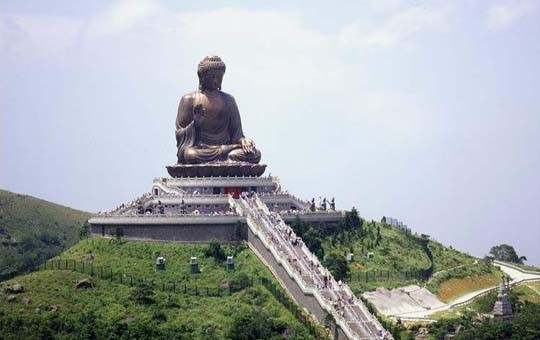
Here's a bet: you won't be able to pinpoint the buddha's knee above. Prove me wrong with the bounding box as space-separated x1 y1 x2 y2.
183 147 199 164
249 148 261 161
228 147 261 163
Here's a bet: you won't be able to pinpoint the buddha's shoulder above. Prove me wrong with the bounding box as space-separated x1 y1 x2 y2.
219 91 237 102
180 91 199 102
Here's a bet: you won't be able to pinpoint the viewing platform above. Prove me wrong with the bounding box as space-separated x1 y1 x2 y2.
89 175 344 243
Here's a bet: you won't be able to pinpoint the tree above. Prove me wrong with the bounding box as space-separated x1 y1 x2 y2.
205 239 226 262
343 207 362 232
79 222 90 240
290 216 308 236
302 228 325 259
324 252 350 281
374 225 381 247
489 244 526 264
229 307 278 340
113 227 124 242
130 283 154 304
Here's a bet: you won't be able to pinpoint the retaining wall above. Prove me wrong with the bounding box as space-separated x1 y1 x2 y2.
91 223 247 243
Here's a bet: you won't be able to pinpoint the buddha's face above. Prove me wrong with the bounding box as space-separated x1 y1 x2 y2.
200 71 224 91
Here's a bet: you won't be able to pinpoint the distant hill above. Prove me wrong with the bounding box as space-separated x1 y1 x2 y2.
0 189 91 280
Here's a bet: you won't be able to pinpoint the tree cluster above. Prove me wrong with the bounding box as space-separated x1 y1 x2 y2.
489 244 527 264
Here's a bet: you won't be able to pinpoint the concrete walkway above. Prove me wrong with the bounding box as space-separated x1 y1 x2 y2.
370 261 540 320
494 261 540 284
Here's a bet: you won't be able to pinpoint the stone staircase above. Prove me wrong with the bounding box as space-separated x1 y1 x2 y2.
235 194 390 340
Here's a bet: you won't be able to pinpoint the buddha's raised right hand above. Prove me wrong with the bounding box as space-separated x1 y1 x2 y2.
193 104 205 127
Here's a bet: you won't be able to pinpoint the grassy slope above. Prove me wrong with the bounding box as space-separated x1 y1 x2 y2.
344 224 432 272
57 239 269 286
435 271 502 302
428 240 475 272
321 221 478 293
0 189 91 278
0 239 320 340
515 283 540 304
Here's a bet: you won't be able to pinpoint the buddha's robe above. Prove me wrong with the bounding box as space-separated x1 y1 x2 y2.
175 90 261 164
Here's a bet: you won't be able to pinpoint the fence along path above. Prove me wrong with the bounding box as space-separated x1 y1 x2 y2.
236 194 391 340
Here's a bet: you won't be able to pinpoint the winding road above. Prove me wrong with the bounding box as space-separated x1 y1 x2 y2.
388 261 540 320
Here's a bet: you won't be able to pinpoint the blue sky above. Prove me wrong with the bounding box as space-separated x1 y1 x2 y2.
1 0 539 264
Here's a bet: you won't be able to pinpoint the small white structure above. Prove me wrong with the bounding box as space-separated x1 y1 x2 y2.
227 256 234 271
155 256 166 270
190 256 199 273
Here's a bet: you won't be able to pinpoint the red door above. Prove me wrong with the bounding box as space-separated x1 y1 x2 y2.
224 187 242 198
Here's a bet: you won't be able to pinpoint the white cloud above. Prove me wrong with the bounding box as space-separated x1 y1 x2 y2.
82 0 163 37
364 0 404 14
0 3 437 150
339 3 453 48
0 14 81 59
487 0 539 31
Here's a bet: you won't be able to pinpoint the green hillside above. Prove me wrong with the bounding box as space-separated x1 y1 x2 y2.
0 238 324 340
291 213 481 293
0 189 91 280
428 239 476 272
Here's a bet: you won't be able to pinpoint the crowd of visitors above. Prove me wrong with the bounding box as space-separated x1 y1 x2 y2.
99 192 153 215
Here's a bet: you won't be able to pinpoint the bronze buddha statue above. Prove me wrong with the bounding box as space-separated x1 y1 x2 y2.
175 56 261 164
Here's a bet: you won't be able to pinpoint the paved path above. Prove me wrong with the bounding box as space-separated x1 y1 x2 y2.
381 262 540 320
495 261 540 284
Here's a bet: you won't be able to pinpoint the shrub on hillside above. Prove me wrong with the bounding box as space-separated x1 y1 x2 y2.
130 283 154 305
323 252 350 281
302 228 325 259
228 307 289 340
205 239 226 262
229 272 251 290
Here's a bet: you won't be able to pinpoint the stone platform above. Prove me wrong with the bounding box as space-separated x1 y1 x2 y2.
166 162 266 178
89 174 344 241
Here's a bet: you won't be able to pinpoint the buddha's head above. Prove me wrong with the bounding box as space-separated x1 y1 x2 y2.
198 55 226 91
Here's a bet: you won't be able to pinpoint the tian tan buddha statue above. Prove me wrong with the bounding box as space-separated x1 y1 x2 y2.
175 56 261 164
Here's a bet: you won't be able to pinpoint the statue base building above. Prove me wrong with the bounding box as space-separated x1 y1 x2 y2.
89 170 343 243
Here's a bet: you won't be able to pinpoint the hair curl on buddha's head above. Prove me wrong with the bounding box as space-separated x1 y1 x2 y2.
197 56 226 78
